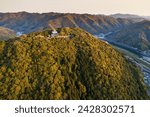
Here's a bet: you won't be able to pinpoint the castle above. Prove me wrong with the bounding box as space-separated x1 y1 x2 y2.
51 30 58 37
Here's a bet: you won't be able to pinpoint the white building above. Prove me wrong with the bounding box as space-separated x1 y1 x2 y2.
51 30 58 37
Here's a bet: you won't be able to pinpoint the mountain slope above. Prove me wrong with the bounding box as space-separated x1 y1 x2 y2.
0 27 16 40
0 12 132 34
107 21 150 51
111 13 148 22
0 28 148 100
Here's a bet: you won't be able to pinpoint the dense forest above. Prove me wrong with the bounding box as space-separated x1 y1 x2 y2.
0 28 149 99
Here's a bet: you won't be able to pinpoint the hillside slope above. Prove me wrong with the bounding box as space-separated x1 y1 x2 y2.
0 27 16 40
107 20 150 51
0 28 148 99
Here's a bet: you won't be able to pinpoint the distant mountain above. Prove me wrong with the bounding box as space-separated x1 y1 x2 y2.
107 20 150 51
143 16 150 21
111 13 149 22
0 27 16 40
0 12 132 34
0 27 148 99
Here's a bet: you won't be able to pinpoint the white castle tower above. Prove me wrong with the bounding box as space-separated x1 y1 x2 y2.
48 23 58 37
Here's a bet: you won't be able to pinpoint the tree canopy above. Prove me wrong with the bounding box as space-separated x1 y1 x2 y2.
0 28 149 99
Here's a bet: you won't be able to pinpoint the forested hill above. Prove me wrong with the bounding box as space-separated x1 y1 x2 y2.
0 28 148 99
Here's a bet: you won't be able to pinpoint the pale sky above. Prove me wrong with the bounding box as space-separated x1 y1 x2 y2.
0 0 150 16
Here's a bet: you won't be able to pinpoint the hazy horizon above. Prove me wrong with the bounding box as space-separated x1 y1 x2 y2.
0 0 150 16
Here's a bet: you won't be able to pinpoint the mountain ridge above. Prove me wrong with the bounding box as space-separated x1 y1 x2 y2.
111 13 150 22
0 12 133 34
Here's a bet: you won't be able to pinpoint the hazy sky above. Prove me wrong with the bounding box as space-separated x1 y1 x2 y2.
0 0 150 16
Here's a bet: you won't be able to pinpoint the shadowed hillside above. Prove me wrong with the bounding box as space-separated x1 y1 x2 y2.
107 20 150 51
